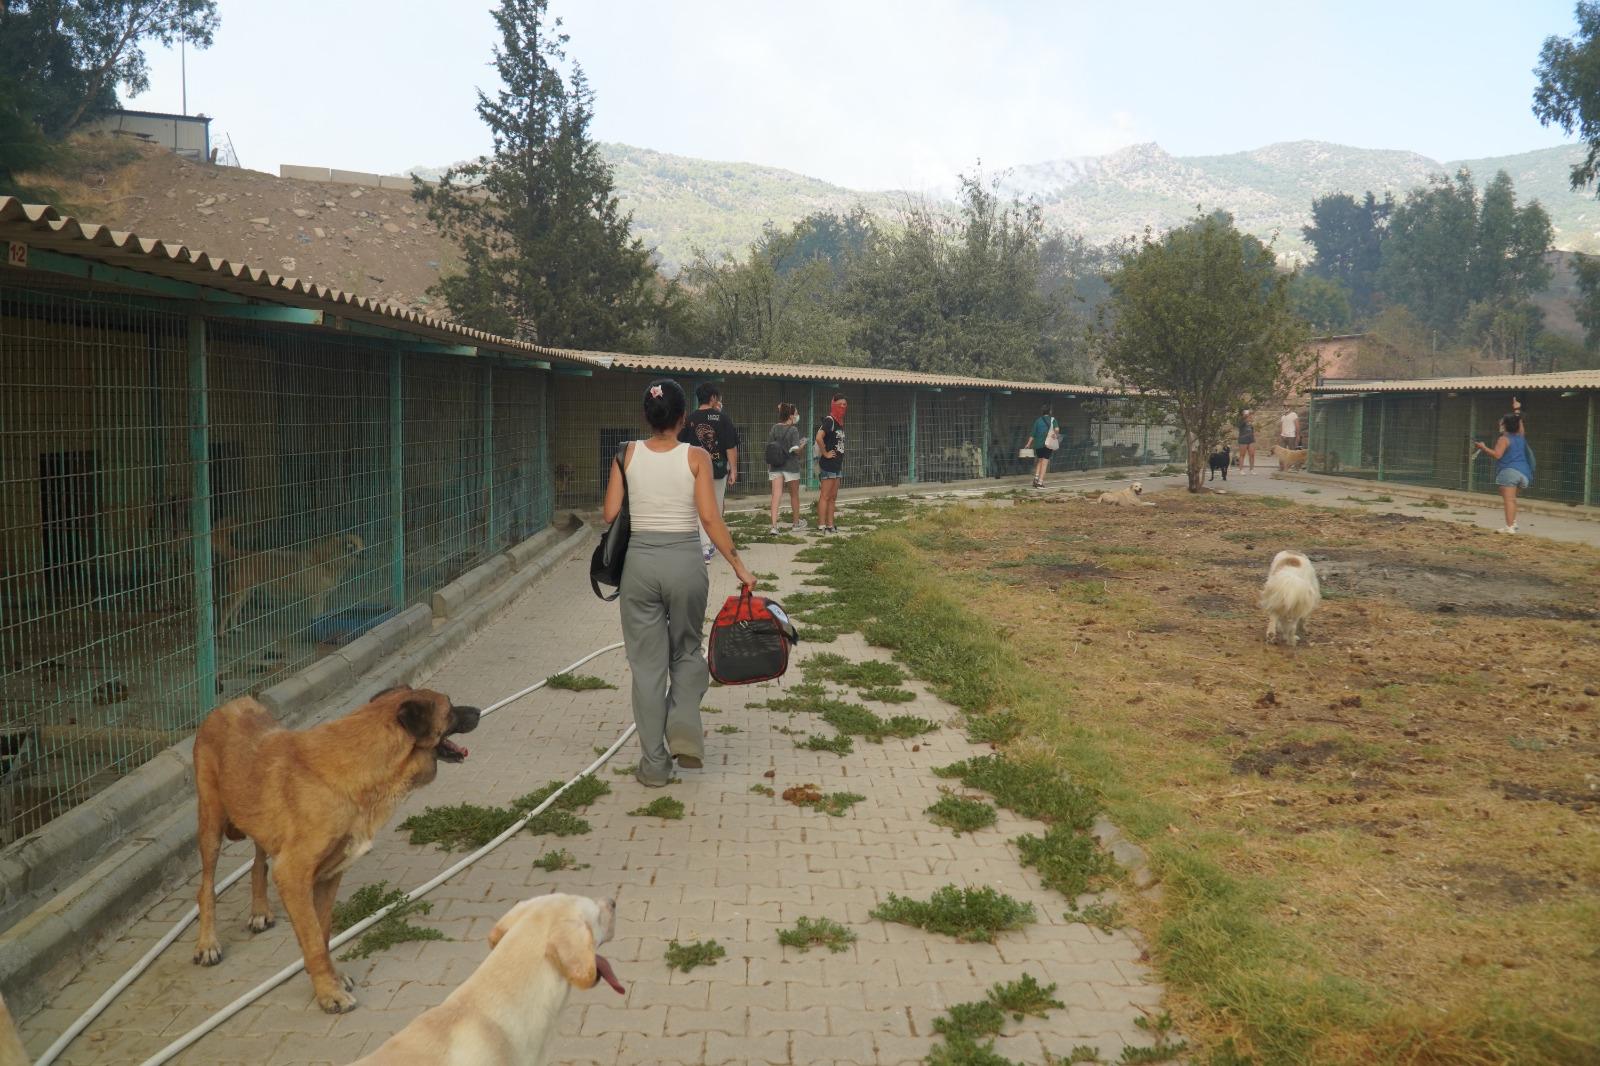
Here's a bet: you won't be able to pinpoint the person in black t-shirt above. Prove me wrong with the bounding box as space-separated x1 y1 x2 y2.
679 382 741 562
814 392 847 533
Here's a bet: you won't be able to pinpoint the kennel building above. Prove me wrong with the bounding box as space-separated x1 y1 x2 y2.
0 197 1171 845
1307 371 1600 507
537 352 1172 510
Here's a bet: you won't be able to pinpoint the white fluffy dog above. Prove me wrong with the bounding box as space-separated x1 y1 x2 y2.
1098 481 1154 507
1260 551 1321 646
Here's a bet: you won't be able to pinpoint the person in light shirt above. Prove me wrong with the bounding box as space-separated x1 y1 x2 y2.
1279 408 1300 450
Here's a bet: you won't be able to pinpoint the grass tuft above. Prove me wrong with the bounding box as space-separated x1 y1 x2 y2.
965 710 1024 745
935 755 1097 830
664 938 725 972
782 784 866 817
870 885 1036 942
531 848 588 872
988 973 1065 1019
400 803 520 852
546 672 616 691
331 881 446 960
750 783 776 796
512 774 610 814
777 915 858 954
1064 900 1123 932
716 724 742 734
928 972 1063 1065
926 794 998 835
628 796 685 819
797 733 854 756
821 702 937 742
861 685 918 703
1014 825 1116 898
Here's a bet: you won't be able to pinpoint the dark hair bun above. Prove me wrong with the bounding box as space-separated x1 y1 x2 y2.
643 379 688 432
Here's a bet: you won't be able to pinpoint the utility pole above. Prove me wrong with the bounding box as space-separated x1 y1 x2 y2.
180 35 187 115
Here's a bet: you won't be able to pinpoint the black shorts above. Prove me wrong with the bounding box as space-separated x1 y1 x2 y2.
1034 447 1054 459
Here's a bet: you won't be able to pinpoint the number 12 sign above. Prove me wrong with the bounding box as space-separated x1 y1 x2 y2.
5 242 26 268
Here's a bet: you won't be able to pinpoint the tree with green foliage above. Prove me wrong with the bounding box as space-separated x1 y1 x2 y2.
678 212 868 364
1288 272 1354 334
1098 213 1310 493
416 0 662 349
1301 190 1391 318
1376 169 1551 345
1534 1 1600 194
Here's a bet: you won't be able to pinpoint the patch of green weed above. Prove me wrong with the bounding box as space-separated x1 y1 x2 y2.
716 724 742 734
628 796 685 819
821 703 937 742
546 672 616 691
965 710 1024 745
1014 825 1115 898
532 848 588 872
926 794 998 835
935 755 1097 830
400 803 520 852
870 885 1036 942
777 915 858 954
750 784 775 797
861 685 918 703
798 733 854 756
664 939 725 972
331 881 446 960
512 774 610 814
1065 900 1123 932
523 810 592 836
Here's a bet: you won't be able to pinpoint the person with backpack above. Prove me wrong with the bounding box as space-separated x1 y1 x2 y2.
1030 403 1061 488
814 393 847 534
678 382 742 563
765 402 806 535
603 380 756 787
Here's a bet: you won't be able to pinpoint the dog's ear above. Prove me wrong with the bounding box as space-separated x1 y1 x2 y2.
371 683 411 703
488 899 536 950
397 698 436 740
546 918 598 988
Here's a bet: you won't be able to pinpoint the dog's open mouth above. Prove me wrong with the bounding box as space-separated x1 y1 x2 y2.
437 737 469 763
595 953 625 994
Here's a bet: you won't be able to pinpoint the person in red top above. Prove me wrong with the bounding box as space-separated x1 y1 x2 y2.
815 393 847 533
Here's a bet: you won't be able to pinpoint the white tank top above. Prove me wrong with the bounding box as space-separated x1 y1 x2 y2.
625 441 699 533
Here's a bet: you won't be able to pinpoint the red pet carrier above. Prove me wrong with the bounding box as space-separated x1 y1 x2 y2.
708 589 800 685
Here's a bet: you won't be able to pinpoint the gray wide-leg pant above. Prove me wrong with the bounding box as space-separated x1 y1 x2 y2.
619 531 710 785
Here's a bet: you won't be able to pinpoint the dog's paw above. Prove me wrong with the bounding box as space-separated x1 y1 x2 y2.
248 914 275 934
317 986 358 1014
193 943 222 966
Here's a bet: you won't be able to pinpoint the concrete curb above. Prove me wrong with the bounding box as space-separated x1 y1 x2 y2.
1275 470 1600 522
0 518 590 1018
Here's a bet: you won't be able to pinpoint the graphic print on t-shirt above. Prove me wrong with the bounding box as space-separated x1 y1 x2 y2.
819 416 845 473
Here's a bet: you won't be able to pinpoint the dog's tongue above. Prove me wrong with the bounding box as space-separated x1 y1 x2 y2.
440 738 468 759
594 953 625 994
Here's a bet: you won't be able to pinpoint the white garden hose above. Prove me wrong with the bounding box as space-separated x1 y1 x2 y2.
37 641 630 1066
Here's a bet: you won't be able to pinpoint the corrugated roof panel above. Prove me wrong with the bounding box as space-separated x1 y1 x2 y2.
1311 370 1600 395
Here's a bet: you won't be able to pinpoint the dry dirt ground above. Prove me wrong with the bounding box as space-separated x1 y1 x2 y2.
914 487 1600 1053
32 139 458 313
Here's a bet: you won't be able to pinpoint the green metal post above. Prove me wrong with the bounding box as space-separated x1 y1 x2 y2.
482 365 495 550
806 384 817 490
908 390 918 483
1467 396 1478 494
981 394 992 478
1306 394 1317 469
389 352 406 608
1585 393 1595 507
1376 398 1387 482
187 315 216 711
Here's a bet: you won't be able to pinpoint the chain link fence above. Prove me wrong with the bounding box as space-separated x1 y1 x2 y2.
1309 391 1598 506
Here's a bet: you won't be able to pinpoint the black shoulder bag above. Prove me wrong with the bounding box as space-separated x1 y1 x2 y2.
589 442 631 601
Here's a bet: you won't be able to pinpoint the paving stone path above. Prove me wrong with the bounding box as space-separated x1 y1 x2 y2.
20 531 1167 1065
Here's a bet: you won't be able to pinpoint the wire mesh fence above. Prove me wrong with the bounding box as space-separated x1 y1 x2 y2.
1309 392 1598 505
0 284 557 842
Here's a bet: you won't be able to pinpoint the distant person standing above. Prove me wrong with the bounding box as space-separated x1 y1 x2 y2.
766 402 806 535
679 383 741 563
815 393 847 534
1279 408 1299 450
1237 409 1258 472
1475 412 1533 534
1030 403 1061 488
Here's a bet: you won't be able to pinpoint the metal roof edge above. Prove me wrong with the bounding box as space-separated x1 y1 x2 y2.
1310 370 1600 395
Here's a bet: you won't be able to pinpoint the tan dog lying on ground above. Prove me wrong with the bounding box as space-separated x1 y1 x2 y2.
212 519 366 633
193 686 481 1013
1098 481 1154 507
349 894 624 1066
1274 446 1308 471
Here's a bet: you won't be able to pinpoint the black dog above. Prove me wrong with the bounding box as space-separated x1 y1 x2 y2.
1208 446 1231 481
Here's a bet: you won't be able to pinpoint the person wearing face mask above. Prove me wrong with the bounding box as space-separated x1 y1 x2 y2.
814 393 847 534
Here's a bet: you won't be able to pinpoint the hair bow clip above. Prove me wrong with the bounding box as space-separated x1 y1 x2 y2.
649 385 664 398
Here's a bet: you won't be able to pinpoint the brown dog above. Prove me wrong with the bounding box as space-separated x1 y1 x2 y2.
192 686 481 1013
349 894 624 1066
212 520 366 633
1274 446 1308 471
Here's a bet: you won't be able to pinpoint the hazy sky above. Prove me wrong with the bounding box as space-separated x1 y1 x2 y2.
128 0 1583 192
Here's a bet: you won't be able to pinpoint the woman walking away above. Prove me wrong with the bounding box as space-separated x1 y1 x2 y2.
767 402 806 534
815 393 847 533
1030 403 1060 488
1237 409 1257 473
1475 412 1533 534
604 380 757 787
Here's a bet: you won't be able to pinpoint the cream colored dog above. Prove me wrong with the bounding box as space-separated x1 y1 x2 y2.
1273 446 1308 471
1261 551 1321 646
1098 481 1154 507
349 894 623 1066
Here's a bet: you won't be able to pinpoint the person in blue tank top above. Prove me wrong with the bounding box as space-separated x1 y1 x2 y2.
1474 413 1532 534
